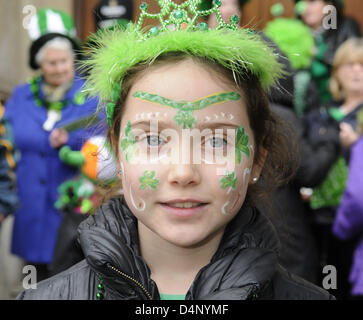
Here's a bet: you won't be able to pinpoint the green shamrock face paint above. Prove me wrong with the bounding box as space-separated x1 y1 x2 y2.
133 91 241 129
121 121 137 162
220 171 238 193
235 126 250 164
139 170 160 190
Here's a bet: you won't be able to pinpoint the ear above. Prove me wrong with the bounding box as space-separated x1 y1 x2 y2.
249 147 267 184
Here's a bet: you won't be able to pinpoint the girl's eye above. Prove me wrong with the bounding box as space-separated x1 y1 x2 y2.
207 137 227 148
147 135 165 147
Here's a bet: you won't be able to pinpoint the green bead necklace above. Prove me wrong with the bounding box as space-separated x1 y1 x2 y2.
28 76 86 111
96 275 104 300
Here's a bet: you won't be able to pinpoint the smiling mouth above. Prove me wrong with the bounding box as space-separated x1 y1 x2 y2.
158 200 209 214
163 202 205 208
159 201 209 219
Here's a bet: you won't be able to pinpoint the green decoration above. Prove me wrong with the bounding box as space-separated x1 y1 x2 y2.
73 91 86 105
80 198 93 214
133 91 240 129
294 1 307 16
264 18 314 70
96 276 104 300
220 171 237 190
328 108 346 122
82 0 284 126
235 126 250 164
139 170 160 190
136 0 239 36
293 70 311 116
121 121 137 162
59 145 86 167
270 3 285 17
27 76 85 111
310 157 348 210
54 177 94 211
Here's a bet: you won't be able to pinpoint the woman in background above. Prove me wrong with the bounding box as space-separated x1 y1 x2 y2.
4 8 100 281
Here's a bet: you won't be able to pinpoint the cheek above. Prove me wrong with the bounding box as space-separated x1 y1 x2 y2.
121 160 164 211
337 69 352 87
206 156 252 215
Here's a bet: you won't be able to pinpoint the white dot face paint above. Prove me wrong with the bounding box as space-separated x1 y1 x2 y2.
117 59 257 248
129 184 146 211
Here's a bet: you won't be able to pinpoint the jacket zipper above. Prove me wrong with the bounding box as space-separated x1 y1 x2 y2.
107 264 153 300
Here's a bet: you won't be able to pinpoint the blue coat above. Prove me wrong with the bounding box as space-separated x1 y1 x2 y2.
5 76 100 263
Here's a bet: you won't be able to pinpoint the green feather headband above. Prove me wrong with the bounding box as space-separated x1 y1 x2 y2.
82 0 283 126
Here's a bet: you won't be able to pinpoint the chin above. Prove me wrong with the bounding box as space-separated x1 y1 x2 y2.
158 226 223 249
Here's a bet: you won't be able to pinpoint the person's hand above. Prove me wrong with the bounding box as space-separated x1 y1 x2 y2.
49 128 69 149
339 122 359 148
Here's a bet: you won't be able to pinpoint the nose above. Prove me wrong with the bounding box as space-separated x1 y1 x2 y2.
167 163 201 187
54 61 66 74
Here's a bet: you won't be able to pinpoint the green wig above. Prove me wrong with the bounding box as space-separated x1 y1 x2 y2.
82 0 283 126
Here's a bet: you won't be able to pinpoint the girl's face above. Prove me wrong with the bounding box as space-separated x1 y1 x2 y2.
301 0 327 30
337 59 363 96
117 59 263 248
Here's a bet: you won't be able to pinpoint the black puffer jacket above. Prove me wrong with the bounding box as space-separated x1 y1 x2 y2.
17 198 334 300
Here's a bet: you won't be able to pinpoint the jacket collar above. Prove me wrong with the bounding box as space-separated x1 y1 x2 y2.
78 197 280 300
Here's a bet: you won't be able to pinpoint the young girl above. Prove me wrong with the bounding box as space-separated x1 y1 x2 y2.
17 0 333 300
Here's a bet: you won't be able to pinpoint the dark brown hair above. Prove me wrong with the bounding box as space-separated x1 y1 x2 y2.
107 52 298 207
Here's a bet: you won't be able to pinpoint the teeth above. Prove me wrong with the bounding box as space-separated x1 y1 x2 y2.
169 202 200 208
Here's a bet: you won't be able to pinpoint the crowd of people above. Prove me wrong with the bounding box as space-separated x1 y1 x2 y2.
0 0 363 300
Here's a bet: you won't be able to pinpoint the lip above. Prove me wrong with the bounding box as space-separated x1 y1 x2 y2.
158 198 209 218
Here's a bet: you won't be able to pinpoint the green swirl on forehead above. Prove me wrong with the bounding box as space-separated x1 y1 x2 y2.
133 91 240 129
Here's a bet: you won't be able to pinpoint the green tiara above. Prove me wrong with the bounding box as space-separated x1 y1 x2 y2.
82 0 283 126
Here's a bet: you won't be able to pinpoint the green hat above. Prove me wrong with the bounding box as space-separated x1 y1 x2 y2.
27 8 81 69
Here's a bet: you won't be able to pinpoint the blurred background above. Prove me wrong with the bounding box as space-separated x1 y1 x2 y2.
1 0 363 102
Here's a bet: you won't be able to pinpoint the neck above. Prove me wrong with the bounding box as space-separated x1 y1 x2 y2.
341 93 363 113
138 222 224 295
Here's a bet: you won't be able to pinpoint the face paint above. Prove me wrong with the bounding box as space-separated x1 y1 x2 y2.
243 167 251 182
129 184 146 211
219 171 237 194
235 125 250 164
139 170 160 190
121 121 137 163
135 112 164 120
133 91 241 129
